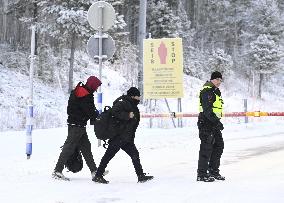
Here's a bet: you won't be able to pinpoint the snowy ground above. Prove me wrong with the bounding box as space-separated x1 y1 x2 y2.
1 120 284 203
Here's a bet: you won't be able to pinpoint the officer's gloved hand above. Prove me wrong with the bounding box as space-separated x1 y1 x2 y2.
197 119 204 128
215 121 224 131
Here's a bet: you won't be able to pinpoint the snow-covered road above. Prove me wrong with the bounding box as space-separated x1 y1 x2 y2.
0 120 284 203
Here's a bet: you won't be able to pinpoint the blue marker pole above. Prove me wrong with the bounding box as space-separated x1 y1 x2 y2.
97 92 103 146
97 91 102 147
26 25 36 159
26 105 33 159
97 92 103 114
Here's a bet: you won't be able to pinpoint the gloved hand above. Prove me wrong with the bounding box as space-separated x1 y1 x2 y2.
197 119 204 129
215 121 224 131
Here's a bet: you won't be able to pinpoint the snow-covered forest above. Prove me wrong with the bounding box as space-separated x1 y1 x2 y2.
0 2 284 202
0 0 284 131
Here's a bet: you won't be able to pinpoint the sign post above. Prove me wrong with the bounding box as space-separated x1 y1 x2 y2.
87 1 116 146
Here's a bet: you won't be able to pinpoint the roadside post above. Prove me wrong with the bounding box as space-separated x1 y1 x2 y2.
26 26 36 159
87 1 116 146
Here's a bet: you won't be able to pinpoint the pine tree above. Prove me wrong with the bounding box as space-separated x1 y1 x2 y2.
123 0 140 44
249 34 282 98
37 0 126 92
208 48 233 76
147 0 182 38
185 48 211 79
177 1 195 76
37 0 91 92
242 0 284 98
2 0 38 50
242 0 284 44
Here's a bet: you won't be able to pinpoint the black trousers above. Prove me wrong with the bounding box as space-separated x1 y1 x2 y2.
96 137 143 177
197 127 224 175
55 125 97 173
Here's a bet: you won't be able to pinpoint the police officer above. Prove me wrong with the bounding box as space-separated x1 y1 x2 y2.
197 71 225 182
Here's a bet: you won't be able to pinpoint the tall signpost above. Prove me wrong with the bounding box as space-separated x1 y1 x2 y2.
87 1 116 146
138 0 147 101
26 26 36 159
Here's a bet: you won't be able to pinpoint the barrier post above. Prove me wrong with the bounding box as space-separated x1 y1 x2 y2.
244 99 248 123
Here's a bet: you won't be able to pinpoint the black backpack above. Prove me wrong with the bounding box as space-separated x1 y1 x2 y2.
94 106 119 147
65 147 83 173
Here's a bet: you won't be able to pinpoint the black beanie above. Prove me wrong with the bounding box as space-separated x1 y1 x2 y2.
127 87 141 97
210 71 222 80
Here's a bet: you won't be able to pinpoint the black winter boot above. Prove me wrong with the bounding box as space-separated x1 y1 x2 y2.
92 176 109 184
52 171 70 181
138 173 154 183
197 174 215 182
91 169 109 179
209 170 225 180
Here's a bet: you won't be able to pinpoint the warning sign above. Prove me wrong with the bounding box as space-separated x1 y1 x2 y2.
143 38 184 99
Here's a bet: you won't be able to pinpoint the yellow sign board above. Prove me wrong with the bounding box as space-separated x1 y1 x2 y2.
143 38 183 99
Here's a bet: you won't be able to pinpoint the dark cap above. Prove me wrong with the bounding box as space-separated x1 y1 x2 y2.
210 71 222 80
127 87 141 97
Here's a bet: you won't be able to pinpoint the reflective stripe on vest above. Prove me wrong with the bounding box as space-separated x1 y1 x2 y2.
199 86 224 118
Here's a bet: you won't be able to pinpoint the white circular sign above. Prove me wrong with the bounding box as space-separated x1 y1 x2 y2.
87 1 116 32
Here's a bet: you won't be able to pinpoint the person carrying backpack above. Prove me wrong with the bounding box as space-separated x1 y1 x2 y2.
93 87 153 184
52 76 102 181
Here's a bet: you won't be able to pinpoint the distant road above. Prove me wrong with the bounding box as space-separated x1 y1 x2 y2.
224 131 284 165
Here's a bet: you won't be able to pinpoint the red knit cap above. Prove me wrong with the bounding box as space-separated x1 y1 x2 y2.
86 76 101 91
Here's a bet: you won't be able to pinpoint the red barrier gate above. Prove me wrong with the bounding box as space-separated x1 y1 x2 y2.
141 112 284 118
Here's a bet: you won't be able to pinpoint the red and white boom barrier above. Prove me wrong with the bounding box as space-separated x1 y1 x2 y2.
141 112 284 118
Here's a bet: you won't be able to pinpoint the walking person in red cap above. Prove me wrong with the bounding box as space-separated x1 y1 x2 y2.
52 76 103 181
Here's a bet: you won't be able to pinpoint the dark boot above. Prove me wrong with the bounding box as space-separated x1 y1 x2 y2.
92 175 109 184
91 169 109 179
52 171 70 181
209 170 225 180
197 173 215 182
138 173 154 183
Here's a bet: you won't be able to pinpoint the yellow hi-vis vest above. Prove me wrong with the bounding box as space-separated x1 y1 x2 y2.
199 85 224 118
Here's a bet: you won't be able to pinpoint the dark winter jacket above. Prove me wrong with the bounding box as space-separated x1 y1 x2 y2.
198 81 223 130
67 82 99 127
111 95 140 142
